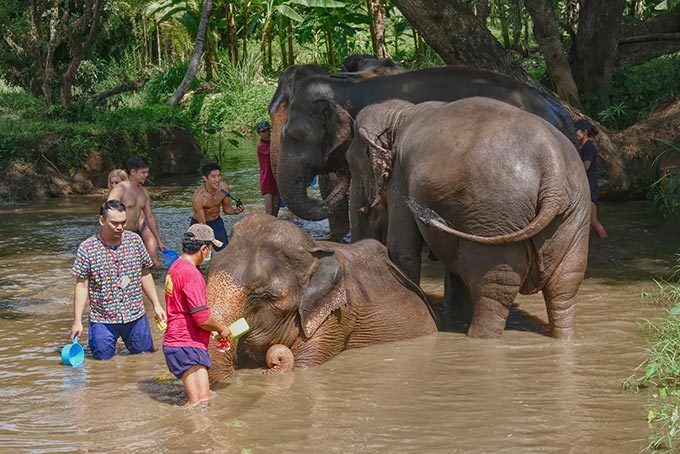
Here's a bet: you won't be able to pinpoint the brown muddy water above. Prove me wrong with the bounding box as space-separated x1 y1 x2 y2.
0 157 678 453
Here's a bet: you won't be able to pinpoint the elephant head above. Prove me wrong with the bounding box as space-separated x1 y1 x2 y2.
269 64 329 176
206 213 350 382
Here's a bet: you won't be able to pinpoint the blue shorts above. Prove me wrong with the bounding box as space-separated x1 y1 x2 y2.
190 217 228 251
88 314 154 360
163 346 212 379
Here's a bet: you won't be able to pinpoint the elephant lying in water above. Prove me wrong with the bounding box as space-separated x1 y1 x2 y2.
347 98 591 338
205 213 437 383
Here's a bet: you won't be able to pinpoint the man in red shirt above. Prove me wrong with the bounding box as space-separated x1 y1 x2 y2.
163 223 231 407
256 121 281 217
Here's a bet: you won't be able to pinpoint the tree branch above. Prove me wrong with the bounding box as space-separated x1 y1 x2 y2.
92 78 149 105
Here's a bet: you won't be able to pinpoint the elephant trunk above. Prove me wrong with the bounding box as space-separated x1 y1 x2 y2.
206 271 248 384
263 344 295 374
277 150 349 221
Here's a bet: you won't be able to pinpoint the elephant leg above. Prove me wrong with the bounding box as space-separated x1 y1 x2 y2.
444 272 474 322
466 266 522 338
541 241 588 339
386 198 423 284
263 344 295 374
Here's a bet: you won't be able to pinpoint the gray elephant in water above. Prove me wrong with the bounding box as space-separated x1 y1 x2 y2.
205 213 437 383
346 97 591 338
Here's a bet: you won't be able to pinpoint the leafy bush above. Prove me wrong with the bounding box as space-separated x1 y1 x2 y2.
647 139 680 219
625 264 680 452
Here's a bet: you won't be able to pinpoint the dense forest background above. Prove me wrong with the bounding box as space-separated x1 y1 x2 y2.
1 0 679 210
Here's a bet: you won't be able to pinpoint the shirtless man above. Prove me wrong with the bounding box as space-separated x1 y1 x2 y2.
108 155 166 266
191 162 245 250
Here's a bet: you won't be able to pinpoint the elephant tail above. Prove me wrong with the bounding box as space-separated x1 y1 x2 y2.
406 195 564 245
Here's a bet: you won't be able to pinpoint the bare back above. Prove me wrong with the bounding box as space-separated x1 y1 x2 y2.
108 181 149 231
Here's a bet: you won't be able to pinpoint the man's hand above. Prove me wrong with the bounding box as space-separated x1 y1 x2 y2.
217 325 232 342
158 240 168 251
232 204 245 215
153 302 167 324
70 321 83 342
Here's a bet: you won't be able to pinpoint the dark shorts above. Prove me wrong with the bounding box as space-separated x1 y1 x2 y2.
190 216 228 251
88 314 154 360
163 346 212 379
590 188 599 205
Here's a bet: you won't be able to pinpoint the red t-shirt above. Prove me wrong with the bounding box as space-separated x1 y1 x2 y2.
163 258 212 349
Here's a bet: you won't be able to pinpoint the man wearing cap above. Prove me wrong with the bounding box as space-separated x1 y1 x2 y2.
163 223 232 407
191 162 245 250
255 121 281 217
70 200 167 360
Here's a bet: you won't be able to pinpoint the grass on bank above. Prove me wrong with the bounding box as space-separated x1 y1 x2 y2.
624 260 680 452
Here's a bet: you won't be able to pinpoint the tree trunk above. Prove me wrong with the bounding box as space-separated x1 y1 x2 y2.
616 11 680 70
524 0 582 109
287 19 294 65
570 0 626 100
168 0 213 106
391 0 539 88
205 45 213 81
226 3 239 64
325 24 335 67
368 0 390 58
496 0 511 48
60 0 104 107
475 0 490 25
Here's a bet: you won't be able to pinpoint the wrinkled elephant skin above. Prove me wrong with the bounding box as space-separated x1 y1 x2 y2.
347 98 590 339
206 213 437 383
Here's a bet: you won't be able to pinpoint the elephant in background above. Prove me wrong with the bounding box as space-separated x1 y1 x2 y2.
205 213 438 383
270 65 577 232
346 98 590 338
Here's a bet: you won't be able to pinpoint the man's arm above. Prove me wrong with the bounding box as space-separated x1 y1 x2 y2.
192 190 207 223
583 160 592 171
141 189 167 250
70 278 89 341
220 183 245 215
141 269 166 322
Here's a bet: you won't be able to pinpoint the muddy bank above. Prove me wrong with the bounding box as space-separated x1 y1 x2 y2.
0 127 202 203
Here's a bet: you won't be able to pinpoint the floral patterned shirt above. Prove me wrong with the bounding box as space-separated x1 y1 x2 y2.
72 230 153 323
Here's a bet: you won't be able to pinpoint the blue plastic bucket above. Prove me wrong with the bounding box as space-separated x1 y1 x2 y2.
61 335 84 367
162 248 179 268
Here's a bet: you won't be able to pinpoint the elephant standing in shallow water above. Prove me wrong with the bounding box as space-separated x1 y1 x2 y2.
205 213 437 383
346 98 590 338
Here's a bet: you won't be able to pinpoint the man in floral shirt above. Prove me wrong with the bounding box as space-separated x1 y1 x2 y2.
70 200 167 360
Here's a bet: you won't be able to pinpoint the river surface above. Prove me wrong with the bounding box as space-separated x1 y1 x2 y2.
0 139 678 453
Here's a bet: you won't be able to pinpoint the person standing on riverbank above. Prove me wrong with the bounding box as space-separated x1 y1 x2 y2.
108 156 167 266
70 199 167 360
255 121 280 217
575 119 608 239
190 162 245 250
163 223 232 407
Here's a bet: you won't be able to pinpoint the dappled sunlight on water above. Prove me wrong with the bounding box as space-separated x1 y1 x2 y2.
0 138 678 452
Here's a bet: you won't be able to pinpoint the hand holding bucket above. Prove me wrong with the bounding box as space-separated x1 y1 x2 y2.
61 335 85 367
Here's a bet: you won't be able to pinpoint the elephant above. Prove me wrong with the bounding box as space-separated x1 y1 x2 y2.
268 60 407 240
339 54 406 78
269 65 577 239
346 97 590 339
205 213 438 383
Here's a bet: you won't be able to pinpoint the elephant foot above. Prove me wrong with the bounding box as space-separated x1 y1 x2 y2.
263 344 295 374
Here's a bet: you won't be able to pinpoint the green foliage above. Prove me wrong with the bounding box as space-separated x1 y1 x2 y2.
625 259 680 452
591 52 680 129
647 139 680 219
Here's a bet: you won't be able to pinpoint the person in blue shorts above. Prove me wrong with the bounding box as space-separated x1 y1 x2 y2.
190 162 245 250
70 200 167 360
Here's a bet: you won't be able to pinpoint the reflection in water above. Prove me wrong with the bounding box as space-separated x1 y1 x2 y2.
0 139 677 453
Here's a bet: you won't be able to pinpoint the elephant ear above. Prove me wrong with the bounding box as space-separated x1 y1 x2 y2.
358 125 394 207
315 99 353 162
298 246 347 339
